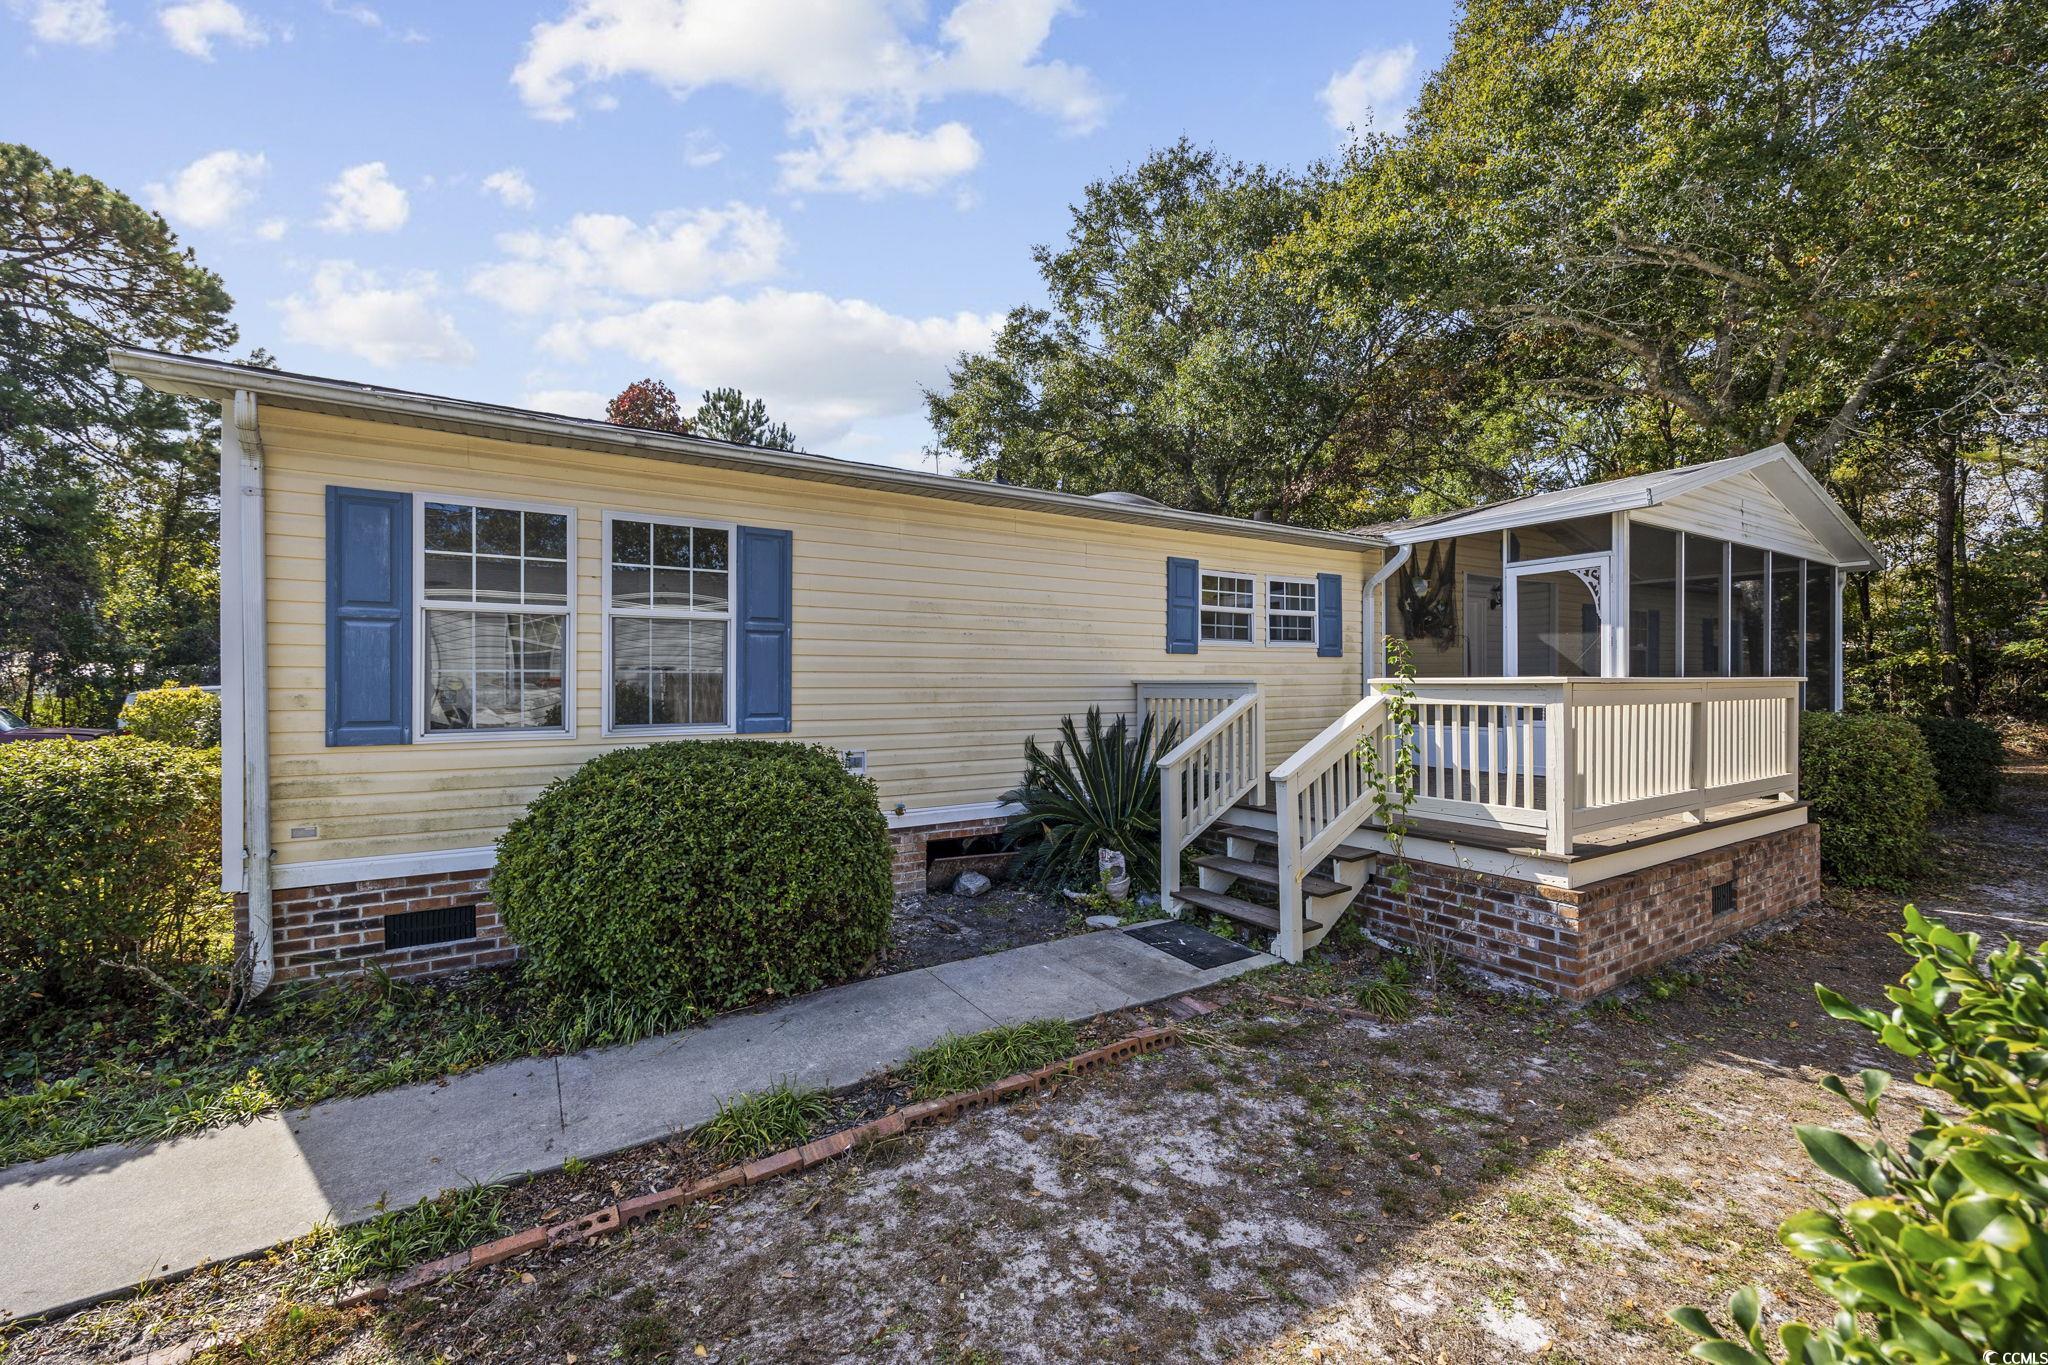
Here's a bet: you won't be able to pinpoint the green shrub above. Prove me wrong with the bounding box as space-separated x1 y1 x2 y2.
492 740 892 1020
1909 714 2004 814
1676 906 2048 1362
122 683 222 748
0 736 225 998
1000 707 1179 890
1799 713 1940 889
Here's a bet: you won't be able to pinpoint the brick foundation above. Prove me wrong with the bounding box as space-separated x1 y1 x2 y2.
889 816 1010 895
1351 822 1821 1002
240 870 514 985
246 816 1011 985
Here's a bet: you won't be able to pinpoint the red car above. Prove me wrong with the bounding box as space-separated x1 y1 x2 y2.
0 706 109 743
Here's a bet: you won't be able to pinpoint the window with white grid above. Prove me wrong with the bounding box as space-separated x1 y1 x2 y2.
1267 577 1317 645
1200 571 1255 643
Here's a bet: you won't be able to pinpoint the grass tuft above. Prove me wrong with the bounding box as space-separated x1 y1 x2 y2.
293 1183 507 1290
698 1082 831 1163
1355 979 1416 1021
902 1018 1079 1100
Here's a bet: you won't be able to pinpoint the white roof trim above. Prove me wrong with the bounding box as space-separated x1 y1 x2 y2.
1381 444 1882 569
109 348 1383 554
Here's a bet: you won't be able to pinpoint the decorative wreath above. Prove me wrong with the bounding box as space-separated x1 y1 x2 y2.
1396 539 1459 646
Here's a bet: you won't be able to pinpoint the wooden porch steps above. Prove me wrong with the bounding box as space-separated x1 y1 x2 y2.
1173 886 1323 935
1211 823 1381 863
1192 854 1348 899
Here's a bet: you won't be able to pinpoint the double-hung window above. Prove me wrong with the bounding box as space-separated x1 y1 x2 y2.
420 499 572 734
1199 571 1255 643
1266 577 1317 645
606 514 731 731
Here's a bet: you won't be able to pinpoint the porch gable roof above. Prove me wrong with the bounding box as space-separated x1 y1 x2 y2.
1371 445 1883 570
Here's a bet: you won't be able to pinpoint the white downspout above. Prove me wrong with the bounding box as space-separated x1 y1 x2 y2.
1362 544 1412 691
223 390 274 997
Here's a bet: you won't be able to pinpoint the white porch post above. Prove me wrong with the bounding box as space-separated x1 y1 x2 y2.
1843 564 1859 716
1544 680 1576 856
1607 511 1629 677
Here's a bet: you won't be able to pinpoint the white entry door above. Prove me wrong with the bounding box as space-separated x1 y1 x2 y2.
1463 575 1504 675
1504 553 1615 677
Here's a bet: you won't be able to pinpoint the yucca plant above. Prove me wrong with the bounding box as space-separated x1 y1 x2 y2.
1000 707 1179 891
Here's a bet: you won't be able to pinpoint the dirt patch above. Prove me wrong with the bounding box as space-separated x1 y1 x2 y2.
880 883 1083 971
12 766 2044 1364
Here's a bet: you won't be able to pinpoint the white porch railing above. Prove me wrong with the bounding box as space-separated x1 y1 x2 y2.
1259 675 1803 962
1268 693 1390 961
1144 680 1263 917
1396 677 1803 855
1137 678 1257 739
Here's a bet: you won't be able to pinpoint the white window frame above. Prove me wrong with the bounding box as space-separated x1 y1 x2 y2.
1198 568 1258 646
412 493 577 743
600 509 738 737
1265 576 1319 648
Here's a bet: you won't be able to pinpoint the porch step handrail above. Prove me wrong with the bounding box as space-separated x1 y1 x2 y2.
1268 691 1391 962
1152 684 1265 920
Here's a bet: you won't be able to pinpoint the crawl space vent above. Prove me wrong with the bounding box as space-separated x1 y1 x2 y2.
384 903 477 949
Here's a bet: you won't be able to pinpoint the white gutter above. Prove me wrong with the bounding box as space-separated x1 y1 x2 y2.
222 390 274 997
1362 544 1413 688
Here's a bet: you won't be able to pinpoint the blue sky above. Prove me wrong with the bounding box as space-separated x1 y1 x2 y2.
6 0 1457 468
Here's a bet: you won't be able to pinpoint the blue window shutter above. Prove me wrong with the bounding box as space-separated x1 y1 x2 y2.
1166 556 1199 654
1316 572 1343 657
325 486 412 746
736 525 793 733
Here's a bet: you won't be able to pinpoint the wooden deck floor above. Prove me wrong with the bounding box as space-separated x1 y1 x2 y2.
1361 796 1807 863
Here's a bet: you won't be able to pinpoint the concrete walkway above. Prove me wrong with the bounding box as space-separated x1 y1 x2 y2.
0 926 1272 1320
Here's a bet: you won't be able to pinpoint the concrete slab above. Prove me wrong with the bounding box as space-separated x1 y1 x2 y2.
557 967 997 1155
0 926 1267 1321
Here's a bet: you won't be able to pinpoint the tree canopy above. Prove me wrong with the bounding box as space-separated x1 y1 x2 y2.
1 143 237 723
604 378 692 435
693 386 797 450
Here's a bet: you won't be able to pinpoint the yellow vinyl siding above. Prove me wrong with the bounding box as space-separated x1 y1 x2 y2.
259 407 1369 869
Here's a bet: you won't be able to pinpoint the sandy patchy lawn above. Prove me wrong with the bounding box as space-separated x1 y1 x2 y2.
8 757 2044 1365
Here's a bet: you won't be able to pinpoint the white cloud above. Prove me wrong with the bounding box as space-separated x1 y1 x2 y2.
481 168 537 209
324 0 380 25
522 388 609 418
159 0 268 58
1320 43 1418 136
468 202 786 315
255 217 287 240
14 0 118 45
540 288 999 442
511 0 1102 196
320 161 410 233
778 121 980 196
144 149 268 230
281 261 474 368
681 128 725 168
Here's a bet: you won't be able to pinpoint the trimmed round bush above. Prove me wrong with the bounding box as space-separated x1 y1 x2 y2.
1909 714 2004 814
0 736 225 998
1799 713 1940 889
492 741 892 1017
122 683 222 748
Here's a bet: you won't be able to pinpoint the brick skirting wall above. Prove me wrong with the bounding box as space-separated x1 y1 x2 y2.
1351 822 1821 1002
244 817 1010 984
889 816 1009 896
239 870 514 985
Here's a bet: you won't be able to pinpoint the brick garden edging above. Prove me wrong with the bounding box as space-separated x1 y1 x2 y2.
344 1024 1184 1305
